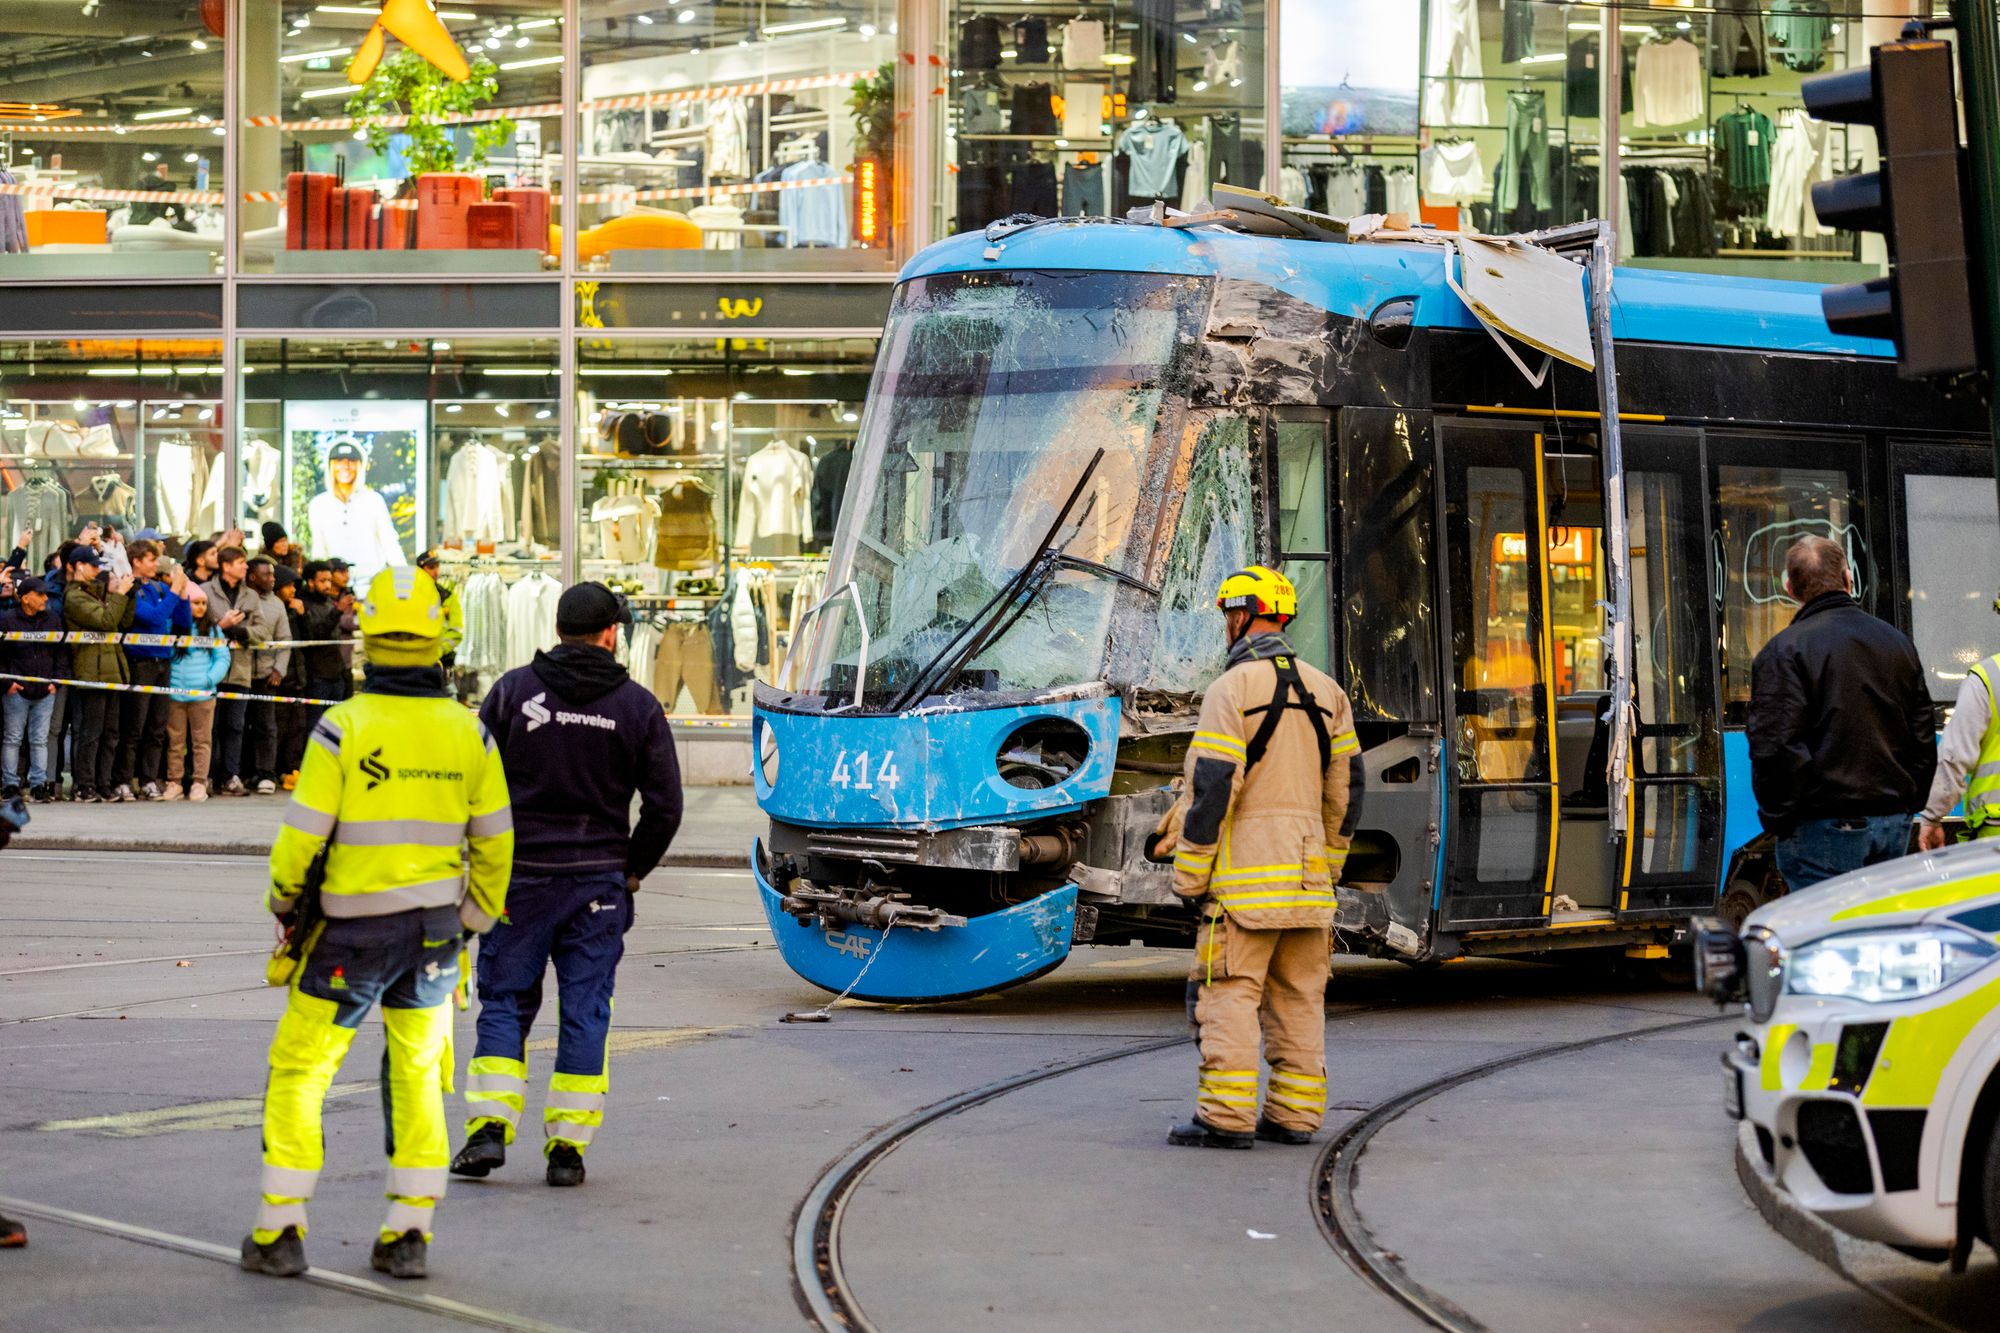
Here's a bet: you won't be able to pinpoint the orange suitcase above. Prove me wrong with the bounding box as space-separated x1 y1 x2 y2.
415 172 483 250
492 186 549 250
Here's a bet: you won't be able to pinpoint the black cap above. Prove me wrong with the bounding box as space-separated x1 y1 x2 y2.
326 557 351 571
556 581 625 636
326 440 364 463
13 575 48 597
67 546 101 567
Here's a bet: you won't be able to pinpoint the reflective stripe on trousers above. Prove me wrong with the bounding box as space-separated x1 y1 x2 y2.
465 1055 528 1143
545 1071 607 1149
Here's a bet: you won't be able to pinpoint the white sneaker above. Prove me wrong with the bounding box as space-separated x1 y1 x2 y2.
255 779 276 795
188 783 209 802
159 785 184 802
141 782 162 801
113 784 135 802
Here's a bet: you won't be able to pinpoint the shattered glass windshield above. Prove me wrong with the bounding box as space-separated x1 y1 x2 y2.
796 269 1202 708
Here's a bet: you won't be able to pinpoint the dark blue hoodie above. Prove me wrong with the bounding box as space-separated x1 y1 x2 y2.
479 643 683 879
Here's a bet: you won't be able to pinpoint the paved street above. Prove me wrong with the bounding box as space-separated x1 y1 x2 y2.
3 845 1995 1331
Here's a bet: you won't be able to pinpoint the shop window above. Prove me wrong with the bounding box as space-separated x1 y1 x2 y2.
576 1 900 272
0 339 225 572
239 337 561 704
239 3 562 274
577 336 877 718
944 0 1265 234
0 3 226 278
1903 472 2000 705
1277 1 1420 228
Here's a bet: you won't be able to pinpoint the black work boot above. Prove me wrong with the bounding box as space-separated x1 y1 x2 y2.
370 1229 428 1279
545 1143 586 1187
239 1225 306 1276
450 1121 507 1178
1255 1118 1314 1146
1167 1117 1255 1149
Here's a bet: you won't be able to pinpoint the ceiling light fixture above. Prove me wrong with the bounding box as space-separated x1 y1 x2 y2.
499 54 562 69
676 8 695 21
760 16 846 35
132 106 194 121
636 13 654 23
279 47 352 64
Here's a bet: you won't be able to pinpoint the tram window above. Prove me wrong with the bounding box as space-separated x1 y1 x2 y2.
1712 463 1860 724
1146 413 1256 693
1459 464 1541 783
1544 455 1606 697
1904 473 2000 703
1282 559 1332 668
1640 785 1703 876
1628 470 1706 776
1340 410 1438 723
1274 420 1330 554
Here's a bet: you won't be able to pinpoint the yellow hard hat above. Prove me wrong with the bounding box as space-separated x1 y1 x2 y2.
1215 565 1297 622
358 566 445 641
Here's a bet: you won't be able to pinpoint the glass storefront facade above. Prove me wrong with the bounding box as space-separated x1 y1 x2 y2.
0 0 1948 728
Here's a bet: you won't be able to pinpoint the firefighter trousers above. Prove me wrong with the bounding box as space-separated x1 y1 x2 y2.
255 906 461 1245
466 872 631 1155
1186 907 1330 1134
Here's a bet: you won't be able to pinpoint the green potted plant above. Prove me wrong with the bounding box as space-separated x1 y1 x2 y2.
345 48 517 183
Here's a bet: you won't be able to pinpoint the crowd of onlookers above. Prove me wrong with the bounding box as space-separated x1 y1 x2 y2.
0 520 357 803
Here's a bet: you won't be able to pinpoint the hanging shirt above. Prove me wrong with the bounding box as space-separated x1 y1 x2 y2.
443 442 517 547
152 438 202 537
457 570 508 674
1767 111 1834 239
1633 38 1703 128
705 97 751 179
240 437 281 527
1423 0 1487 127
1062 80 1105 141
504 573 561 672
1421 140 1488 203
1278 165 1308 208
735 442 813 554
689 202 746 249
1714 108 1774 196
1180 138 1209 210
960 82 1008 134
592 493 660 565
1202 40 1245 88
1117 121 1189 200
4 480 73 572
1770 0 1833 73
1061 19 1105 70
778 160 849 248
307 485 405 581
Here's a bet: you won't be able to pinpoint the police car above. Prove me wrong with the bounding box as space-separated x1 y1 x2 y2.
1696 841 2000 1262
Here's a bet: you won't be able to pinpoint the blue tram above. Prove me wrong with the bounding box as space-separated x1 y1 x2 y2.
750 213 1990 1003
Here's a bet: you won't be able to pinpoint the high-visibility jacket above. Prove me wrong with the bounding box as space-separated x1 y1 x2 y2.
1167 635 1360 929
1965 655 2000 831
269 682 513 930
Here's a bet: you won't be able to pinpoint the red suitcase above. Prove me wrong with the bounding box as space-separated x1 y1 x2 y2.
378 199 417 250
493 186 549 251
329 186 374 249
415 172 483 250
286 171 335 250
465 201 520 249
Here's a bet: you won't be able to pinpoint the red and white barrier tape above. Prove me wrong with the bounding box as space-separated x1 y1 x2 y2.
568 173 852 207
0 181 227 206
0 120 214 134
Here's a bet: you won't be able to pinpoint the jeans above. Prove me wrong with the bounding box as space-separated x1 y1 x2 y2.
2 690 55 788
118 658 171 786
246 681 280 783
1776 814 1912 891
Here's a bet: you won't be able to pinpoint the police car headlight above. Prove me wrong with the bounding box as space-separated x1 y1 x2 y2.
1785 927 1997 1005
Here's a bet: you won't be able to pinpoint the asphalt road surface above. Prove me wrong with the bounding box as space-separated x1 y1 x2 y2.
3 849 1994 1331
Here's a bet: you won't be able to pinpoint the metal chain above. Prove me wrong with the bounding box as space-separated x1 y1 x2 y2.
805 920 898 1019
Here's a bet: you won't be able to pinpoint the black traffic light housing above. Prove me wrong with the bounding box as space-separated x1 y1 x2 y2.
1805 38 1980 381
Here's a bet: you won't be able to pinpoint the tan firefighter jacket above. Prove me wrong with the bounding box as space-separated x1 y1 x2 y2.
1159 634 1361 929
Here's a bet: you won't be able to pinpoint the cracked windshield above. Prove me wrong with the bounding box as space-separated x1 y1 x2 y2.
799 270 1199 707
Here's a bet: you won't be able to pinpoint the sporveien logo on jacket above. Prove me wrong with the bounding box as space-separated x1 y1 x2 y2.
524 692 551 732
360 748 390 789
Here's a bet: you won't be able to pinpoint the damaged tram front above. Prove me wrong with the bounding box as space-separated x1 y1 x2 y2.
751 212 1965 1003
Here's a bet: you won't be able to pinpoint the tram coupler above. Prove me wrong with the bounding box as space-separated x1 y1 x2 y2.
780 884 969 933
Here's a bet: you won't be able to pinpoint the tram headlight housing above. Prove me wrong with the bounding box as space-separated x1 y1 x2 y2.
1785 926 1996 1006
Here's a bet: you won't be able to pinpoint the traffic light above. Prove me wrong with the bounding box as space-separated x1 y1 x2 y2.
1805 37 1980 381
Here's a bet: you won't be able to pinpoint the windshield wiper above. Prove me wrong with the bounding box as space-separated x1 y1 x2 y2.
886 448 1105 712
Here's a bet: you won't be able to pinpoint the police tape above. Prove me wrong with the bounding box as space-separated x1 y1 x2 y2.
0 631 350 650
0 673 340 706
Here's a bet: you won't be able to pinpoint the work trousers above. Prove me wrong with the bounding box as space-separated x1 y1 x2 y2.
254 906 461 1246
1186 908 1331 1134
1 689 54 789
652 622 719 714
116 658 171 787
467 872 632 1155
164 699 215 787
70 687 121 795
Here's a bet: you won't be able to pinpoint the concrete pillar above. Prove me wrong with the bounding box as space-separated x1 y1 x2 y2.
242 0 283 234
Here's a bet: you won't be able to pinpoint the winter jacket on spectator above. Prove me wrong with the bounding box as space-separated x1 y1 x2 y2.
127 578 191 662
202 574 290 687
0 601 62 698
64 576 135 684
295 587 346 681
168 630 232 698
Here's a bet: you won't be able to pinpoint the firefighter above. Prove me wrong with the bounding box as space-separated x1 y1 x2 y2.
1158 565 1362 1149
450 582 682 1188
240 566 512 1281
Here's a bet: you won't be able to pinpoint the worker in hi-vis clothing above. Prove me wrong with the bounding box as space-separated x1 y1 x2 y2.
1154 566 1363 1149
1918 622 2000 851
241 566 512 1281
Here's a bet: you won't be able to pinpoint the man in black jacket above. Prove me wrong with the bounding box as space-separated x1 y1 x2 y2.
451 582 682 1189
1748 536 1937 890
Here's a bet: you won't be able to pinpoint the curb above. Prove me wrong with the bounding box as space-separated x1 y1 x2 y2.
10 834 745 870
1734 1122 1959 1330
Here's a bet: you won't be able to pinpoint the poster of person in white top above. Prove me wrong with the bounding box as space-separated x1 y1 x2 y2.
306 439 407 581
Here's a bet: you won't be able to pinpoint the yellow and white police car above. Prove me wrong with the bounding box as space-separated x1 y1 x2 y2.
1696 841 2000 1262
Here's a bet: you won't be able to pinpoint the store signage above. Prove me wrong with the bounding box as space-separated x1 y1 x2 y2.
581 281 891 331
854 158 884 247
348 0 472 85
1495 529 1595 566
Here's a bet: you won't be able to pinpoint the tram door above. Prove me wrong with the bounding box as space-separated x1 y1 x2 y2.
1438 422 1723 930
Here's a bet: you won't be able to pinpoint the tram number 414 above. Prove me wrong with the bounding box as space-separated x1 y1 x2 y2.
828 749 901 791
